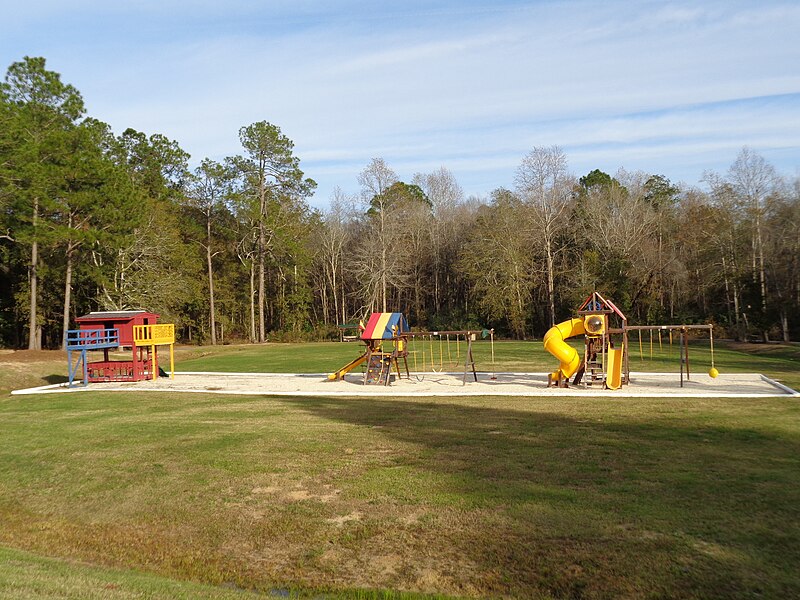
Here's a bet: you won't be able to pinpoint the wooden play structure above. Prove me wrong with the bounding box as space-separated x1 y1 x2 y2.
66 310 175 387
328 312 411 386
544 291 715 389
328 312 486 386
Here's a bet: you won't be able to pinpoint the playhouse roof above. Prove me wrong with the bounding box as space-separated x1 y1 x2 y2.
361 312 410 340
76 310 159 322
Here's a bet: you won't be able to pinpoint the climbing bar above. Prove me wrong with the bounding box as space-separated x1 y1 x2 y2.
622 325 713 331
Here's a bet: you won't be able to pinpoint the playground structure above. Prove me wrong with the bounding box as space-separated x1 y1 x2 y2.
544 291 715 389
328 312 486 386
328 312 411 386
66 310 175 387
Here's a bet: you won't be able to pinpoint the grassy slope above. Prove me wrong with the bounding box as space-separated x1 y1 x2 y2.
0 546 268 600
0 341 798 598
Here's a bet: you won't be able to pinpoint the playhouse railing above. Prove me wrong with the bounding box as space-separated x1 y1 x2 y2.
66 328 122 387
65 328 120 349
86 359 151 382
133 324 175 345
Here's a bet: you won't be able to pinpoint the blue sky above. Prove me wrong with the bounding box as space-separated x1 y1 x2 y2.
2 0 799 207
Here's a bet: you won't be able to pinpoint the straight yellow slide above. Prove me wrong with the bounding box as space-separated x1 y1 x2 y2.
543 318 585 381
328 352 368 381
606 344 624 390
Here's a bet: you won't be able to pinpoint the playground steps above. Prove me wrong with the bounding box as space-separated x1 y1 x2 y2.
365 353 391 385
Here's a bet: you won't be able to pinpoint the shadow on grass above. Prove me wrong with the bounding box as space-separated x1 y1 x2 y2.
282 396 800 599
43 374 69 385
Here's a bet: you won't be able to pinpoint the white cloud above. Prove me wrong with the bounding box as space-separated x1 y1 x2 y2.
1 0 798 207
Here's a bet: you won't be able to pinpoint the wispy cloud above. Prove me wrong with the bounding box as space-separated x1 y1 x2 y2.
1 0 798 206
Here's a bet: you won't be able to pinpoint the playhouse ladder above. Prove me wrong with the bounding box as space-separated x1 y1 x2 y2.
583 335 606 386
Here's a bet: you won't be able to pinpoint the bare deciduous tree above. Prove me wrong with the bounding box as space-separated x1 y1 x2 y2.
728 147 778 317
514 146 573 327
356 158 398 312
413 167 464 315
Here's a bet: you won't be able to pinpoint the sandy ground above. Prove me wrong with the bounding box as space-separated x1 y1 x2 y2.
11 370 799 398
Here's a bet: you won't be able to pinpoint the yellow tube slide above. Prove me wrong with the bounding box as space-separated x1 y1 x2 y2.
543 318 585 381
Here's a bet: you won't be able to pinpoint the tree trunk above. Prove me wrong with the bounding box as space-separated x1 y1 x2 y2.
381 245 387 313
756 216 767 314
434 248 441 313
250 259 256 343
415 271 421 323
28 197 41 350
730 244 741 328
258 220 266 342
321 282 329 326
721 255 733 325
340 257 347 327
207 218 217 345
545 235 555 327
331 259 338 326
61 242 75 350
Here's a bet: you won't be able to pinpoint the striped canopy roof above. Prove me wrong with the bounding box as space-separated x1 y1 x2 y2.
361 312 410 340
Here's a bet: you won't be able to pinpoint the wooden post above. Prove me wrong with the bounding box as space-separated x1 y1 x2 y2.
463 334 478 384
683 327 690 380
623 325 630 384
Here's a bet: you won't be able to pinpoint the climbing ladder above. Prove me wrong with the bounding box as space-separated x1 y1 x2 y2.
364 352 392 386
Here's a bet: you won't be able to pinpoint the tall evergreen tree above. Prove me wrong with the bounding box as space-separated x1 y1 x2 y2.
230 121 315 341
0 56 85 349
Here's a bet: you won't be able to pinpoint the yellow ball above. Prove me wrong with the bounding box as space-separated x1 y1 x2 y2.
708 367 719 378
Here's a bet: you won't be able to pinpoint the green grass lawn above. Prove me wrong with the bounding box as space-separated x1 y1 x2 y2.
1 340 799 598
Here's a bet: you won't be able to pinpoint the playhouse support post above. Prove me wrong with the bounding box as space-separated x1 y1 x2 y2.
152 344 158 380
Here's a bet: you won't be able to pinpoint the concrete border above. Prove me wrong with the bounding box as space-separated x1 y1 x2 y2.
760 374 800 397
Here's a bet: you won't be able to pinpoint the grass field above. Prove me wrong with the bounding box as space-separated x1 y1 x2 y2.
1 340 799 598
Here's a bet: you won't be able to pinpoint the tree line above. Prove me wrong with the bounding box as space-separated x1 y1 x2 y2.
1 57 798 349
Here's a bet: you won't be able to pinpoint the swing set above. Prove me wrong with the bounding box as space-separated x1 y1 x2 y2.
545 291 717 390
405 329 483 383
626 323 717 387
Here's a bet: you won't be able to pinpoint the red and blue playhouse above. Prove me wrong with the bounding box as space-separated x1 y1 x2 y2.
65 310 175 387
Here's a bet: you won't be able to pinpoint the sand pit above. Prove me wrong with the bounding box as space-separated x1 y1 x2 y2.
11 371 798 398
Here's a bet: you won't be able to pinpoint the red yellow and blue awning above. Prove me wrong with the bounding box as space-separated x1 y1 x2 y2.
361 313 410 340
